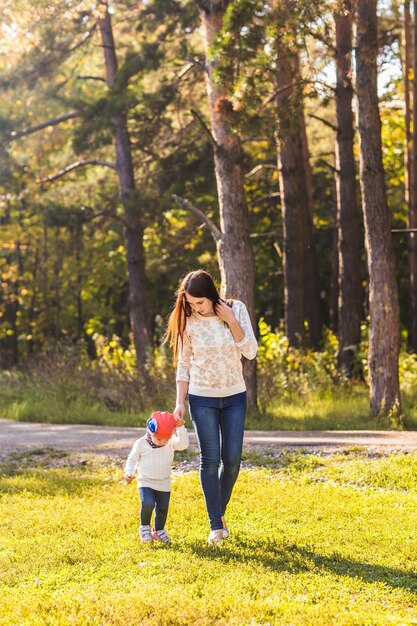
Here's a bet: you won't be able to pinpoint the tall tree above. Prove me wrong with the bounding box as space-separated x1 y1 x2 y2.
193 0 258 407
333 0 362 375
355 0 401 418
275 49 306 348
297 68 323 351
409 0 417 351
98 2 151 379
274 44 322 349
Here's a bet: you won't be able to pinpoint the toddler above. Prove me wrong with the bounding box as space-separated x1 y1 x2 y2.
125 410 189 543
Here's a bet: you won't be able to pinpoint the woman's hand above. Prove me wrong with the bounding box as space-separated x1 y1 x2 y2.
215 300 246 343
174 415 185 427
174 402 186 420
124 474 134 485
215 300 236 325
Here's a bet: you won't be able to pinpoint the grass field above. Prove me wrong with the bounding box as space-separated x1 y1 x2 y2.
1 449 417 625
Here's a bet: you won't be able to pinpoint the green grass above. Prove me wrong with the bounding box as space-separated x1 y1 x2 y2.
1 451 417 625
246 388 373 430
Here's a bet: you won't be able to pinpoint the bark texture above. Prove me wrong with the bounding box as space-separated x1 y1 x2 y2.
197 0 258 407
99 7 151 376
299 108 322 350
355 0 401 417
273 43 322 349
334 4 362 375
409 0 417 350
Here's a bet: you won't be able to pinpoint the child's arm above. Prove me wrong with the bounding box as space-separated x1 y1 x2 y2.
124 439 141 484
172 424 189 451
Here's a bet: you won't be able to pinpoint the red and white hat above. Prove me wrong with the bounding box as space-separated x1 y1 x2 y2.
146 411 176 439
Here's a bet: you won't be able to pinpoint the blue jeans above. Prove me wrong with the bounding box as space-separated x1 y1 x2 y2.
189 391 247 531
139 487 170 531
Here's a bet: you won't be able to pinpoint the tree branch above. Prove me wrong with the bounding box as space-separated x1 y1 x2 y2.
306 78 337 94
77 75 107 82
190 109 218 149
317 158 338 173
6 111 79 144
245 164 278 178
79 208 115 223
262 81 299 107
392 228 417 233
39 160 117 184
67 24 97 54
185 55 208 74
309 113 338 132
248 193 280 207
177 63 194 79
172 194 221 242
193 0 211 11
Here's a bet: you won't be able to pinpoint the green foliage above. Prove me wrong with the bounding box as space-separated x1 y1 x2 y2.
257 318 342 403
0 341 175 427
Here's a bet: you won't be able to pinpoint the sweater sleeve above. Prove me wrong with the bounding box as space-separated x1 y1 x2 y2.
125 439 142 476
234 301 258 360
176 330 192 382
172 426 189 451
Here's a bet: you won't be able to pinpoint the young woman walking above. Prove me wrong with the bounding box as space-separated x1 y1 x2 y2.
166 269 257 545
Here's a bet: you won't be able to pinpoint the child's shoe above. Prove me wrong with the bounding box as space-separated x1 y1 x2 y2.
139 525 153 543
208 529 223 546
151 528 172 543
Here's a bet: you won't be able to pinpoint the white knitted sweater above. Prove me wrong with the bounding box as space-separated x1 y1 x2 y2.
176 300 258 398
125 426 189 491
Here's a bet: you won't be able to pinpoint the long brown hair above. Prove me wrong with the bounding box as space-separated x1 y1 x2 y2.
165 270 222 363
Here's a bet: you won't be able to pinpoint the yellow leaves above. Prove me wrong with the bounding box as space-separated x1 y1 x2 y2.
96 334 136 372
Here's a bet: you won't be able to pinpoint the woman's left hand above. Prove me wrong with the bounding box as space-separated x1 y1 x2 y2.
215 300 235 325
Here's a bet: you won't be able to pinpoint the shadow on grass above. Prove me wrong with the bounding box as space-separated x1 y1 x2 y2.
183 539 417 596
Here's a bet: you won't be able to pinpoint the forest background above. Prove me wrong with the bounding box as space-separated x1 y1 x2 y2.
1 0 416 430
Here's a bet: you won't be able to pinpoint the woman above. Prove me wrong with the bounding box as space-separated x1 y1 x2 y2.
166 269 258 545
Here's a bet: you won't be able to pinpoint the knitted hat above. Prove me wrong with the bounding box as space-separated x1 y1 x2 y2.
146 411 177 439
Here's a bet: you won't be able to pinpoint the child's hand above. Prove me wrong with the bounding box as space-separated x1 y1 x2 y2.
174 415 185 427
124 474 134 484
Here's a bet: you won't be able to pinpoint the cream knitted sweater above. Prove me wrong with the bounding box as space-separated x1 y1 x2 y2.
176 300 258 398
125 426 189 491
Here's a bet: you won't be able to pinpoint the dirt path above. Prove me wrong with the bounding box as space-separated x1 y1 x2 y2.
2 418 417 454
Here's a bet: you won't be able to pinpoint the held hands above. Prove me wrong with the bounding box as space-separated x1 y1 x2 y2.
124 474 134 485
215 300 236 325
173 404 186 421
174 414 185 427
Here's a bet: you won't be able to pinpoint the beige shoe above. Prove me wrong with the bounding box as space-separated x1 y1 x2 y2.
221 516 229 539
208 529 224 546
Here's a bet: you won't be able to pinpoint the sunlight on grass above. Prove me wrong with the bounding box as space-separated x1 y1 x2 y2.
247 388 374 430
1 453 417 625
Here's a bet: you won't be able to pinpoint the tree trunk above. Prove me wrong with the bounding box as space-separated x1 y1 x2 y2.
27 243 40 355
403 0 412 210
42 224 51 336
355 0 401 419
98 5 151 378
0 199 18 368
75 219 84 341
409 0 417 350
197 0 258 408
330 178 339 334
299 105 322 350
275 49 306 348
334 3 362 375
53 227 63 339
